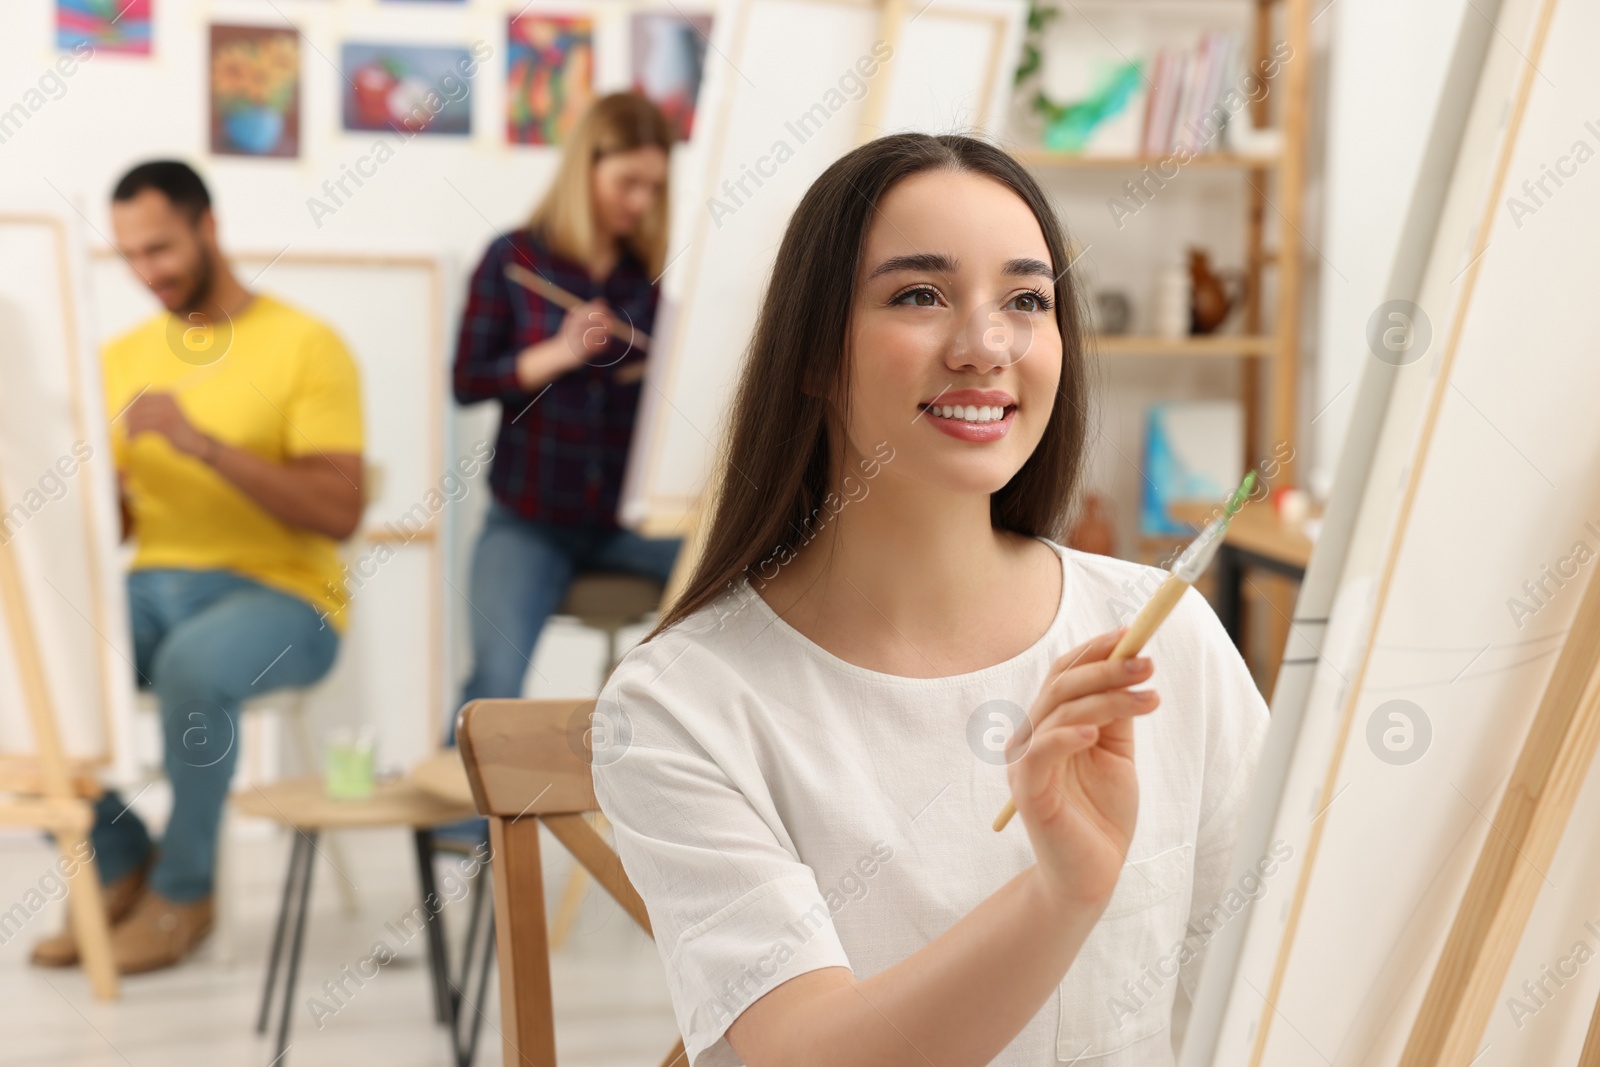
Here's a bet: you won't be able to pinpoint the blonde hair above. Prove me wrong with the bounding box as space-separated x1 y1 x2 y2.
527 92 674 278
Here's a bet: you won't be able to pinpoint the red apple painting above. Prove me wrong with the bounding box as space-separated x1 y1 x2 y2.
341 43 475 135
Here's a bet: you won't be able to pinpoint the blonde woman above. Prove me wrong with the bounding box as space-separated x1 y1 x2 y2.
450 92 681 750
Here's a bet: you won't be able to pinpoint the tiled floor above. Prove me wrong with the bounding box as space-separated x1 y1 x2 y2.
0 818 680 1067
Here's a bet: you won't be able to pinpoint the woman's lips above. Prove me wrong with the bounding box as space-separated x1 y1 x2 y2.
919 403 1016 442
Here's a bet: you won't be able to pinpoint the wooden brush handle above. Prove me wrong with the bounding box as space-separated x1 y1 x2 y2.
503 263 653 352
992 575 1190 832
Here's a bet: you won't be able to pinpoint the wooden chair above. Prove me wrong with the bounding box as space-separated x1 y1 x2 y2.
546 571 664 951
455 697 686 1067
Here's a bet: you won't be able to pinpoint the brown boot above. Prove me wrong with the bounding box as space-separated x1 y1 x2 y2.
110 889 214 974
30 856 152 968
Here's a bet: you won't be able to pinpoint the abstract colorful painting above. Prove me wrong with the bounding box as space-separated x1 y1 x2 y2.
342 44 474 135
630 13 710 141
57 0 152 55
209 25 300 158
506 15 593 146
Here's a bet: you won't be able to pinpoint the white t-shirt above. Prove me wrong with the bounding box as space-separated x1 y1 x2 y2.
591 536 1271 1067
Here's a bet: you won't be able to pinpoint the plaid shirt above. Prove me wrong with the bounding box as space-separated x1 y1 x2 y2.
453 229 657 530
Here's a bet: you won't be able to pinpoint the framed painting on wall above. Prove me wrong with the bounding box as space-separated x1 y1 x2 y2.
209 24 300 158
57 0 152 55
506 14 593 146
341 43 475 135
630 12 711 141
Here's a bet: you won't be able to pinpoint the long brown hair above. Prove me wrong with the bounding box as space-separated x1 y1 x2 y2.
527 92 673 277
643 133 1091 643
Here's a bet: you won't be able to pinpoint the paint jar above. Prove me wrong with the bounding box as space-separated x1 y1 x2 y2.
325 726 376 800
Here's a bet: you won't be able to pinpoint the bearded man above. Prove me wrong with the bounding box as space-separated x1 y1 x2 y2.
31 160 365 974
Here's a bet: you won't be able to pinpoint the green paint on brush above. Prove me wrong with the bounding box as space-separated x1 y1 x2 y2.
1222 470 1258 522
1169 470 1259 582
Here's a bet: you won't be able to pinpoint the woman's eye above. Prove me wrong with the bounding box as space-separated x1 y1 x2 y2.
893 287 940 307
1008 290 1052 313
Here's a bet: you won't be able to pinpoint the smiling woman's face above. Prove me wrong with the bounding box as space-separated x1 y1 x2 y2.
841 168 1063 497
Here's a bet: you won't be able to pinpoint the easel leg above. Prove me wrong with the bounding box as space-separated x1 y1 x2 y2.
60 824 117 999
1581 982 1600 1067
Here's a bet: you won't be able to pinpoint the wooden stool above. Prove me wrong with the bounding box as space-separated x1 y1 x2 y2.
232 775 478 1067
556 570 664 676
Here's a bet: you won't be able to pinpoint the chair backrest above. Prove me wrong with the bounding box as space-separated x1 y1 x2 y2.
456 698 685 1067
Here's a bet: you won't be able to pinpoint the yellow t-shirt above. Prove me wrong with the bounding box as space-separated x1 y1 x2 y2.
101 294 363 632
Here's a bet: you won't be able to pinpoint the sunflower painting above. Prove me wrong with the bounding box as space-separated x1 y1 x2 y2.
506 15 593 146
209 25 300 158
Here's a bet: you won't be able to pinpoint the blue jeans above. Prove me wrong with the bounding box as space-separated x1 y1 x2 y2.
451 500 681 743
91 568 340 902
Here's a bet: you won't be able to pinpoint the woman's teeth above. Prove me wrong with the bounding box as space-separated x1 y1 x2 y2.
926 404 1009 423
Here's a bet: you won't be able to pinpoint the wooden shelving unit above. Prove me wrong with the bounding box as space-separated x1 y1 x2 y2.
1094 333 1279 357
1013 149 1283 170
1019 0 1311 499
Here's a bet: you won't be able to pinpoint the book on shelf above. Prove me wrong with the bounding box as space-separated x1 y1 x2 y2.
1024 26 1251 159
1145 30 1241 157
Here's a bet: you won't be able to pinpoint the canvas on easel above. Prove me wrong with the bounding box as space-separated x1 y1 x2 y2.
0 199 136 999
1181 0 1600 1062
617 0 1029 588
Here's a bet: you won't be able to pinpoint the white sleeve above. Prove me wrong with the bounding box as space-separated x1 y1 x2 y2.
1173 585 1272 1010
590 651 855 1067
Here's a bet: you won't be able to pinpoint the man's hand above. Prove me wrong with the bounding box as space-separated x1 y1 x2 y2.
124 392 212 459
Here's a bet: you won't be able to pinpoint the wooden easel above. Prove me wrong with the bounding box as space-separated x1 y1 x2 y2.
1580 990 1600 1066
0 529 118 998
1397 564 1600 1064
0 211 122 999
1235 0 1600 1060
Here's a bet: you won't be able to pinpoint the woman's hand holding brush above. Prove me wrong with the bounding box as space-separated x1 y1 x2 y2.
1002 626 1160 907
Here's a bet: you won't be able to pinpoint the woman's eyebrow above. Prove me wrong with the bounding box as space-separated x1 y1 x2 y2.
867 252 956 279
866 253 1056 281
1003 257 1055 280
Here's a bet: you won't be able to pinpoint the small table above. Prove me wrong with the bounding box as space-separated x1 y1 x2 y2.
233 775 477 1067
411 748 496 1067
412 748 475 809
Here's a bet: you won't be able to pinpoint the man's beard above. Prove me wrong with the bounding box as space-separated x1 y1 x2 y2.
173 245 217 317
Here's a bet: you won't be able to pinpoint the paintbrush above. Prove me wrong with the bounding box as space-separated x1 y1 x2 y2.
502 262 652 365
992 470 1259 832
